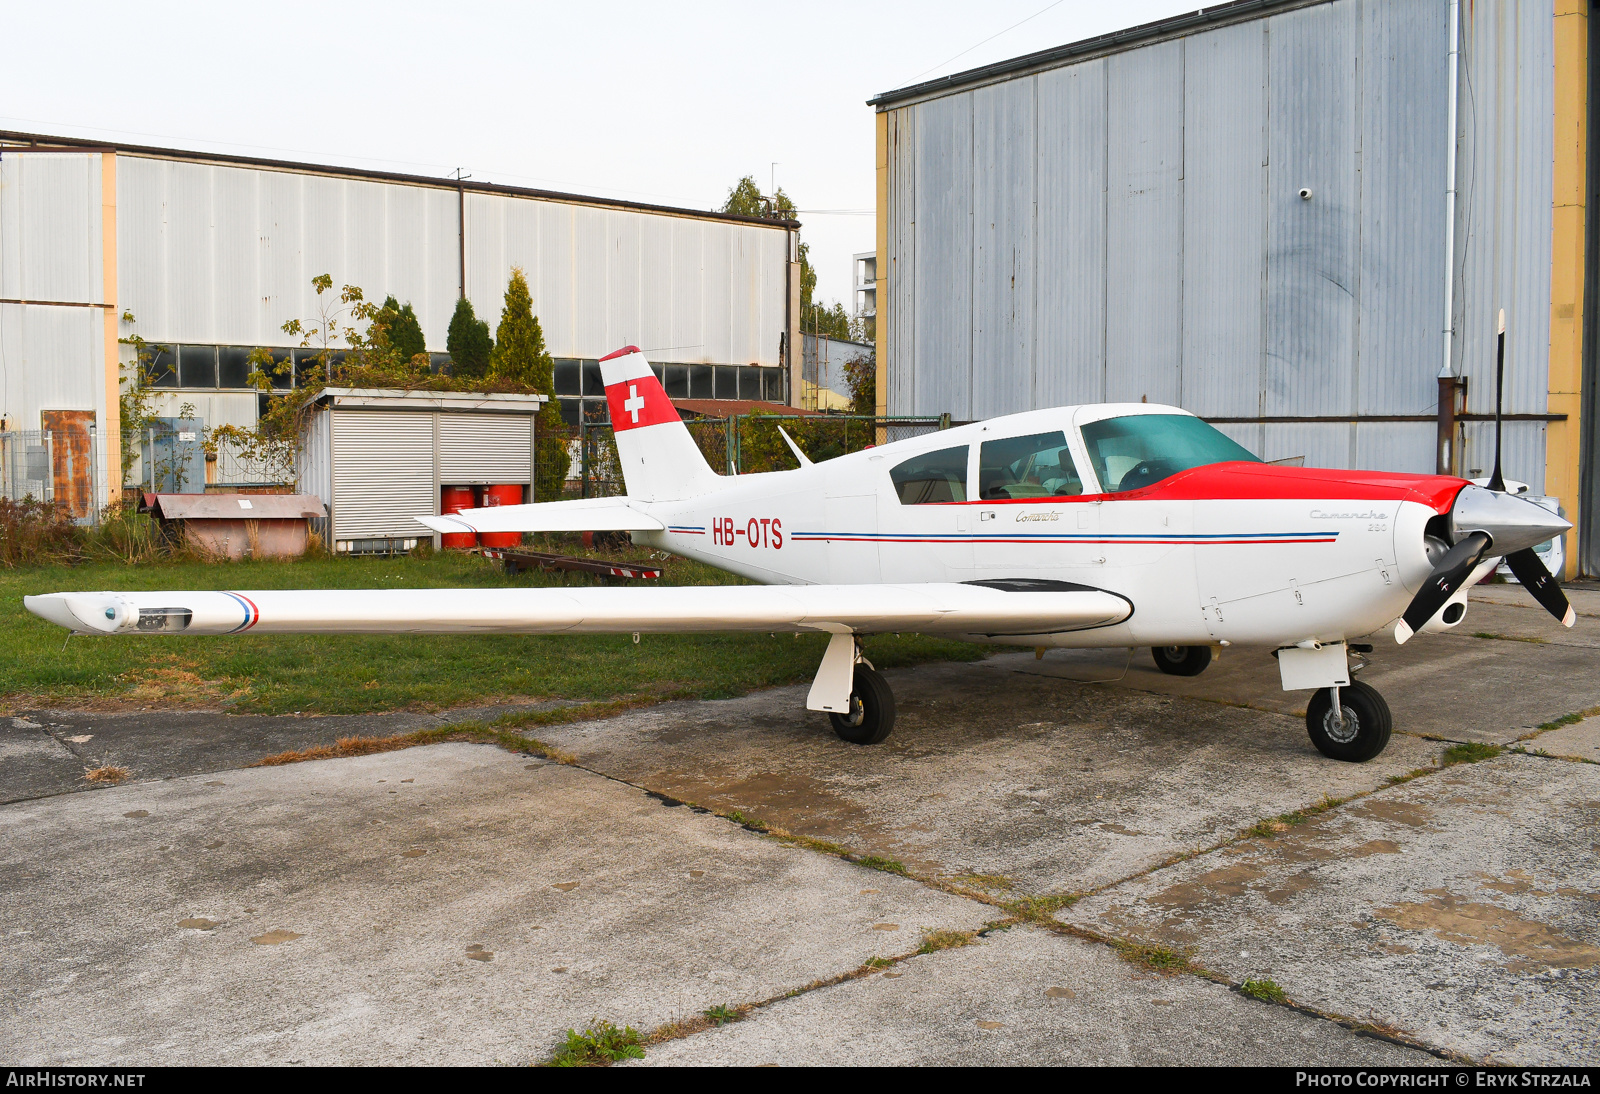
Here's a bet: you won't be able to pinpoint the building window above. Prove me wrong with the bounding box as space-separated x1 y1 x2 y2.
217 346 253 388
145 345 177 387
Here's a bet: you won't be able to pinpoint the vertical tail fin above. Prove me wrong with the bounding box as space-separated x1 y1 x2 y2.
599 347 721 501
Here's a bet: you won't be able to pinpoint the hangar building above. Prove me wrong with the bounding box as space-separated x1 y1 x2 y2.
869 0 1596 576
0 131 800 509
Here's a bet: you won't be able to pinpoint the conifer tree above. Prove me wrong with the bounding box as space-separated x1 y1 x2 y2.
445 297 492 380
378 296 428 370
490 267 570 499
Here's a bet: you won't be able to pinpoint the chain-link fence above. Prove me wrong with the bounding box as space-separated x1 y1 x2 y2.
577 413 950 498
0 429 105 523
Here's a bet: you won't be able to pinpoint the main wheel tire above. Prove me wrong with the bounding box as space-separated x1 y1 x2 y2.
829 666 897 745
1305 681 1392 762
1151 645 1212 677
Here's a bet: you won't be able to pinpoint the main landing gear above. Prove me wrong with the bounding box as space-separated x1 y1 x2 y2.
830 666 897 745
1151 645 1213 676
808 634 898 745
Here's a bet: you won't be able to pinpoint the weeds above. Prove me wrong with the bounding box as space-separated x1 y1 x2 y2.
0 499 84 568
725 810 769 833
547 1020 644 1066
1002 893 1079 923
702 1004 740 1027
1385 769 1431 786
1441 742 1502 766
1239 978 1287 1003
82 765 129 784
953 873 1015 892
1112 939 1194 975
862 956 893 969
856 855 908 876
1244 795 1348 839
917 929 975 955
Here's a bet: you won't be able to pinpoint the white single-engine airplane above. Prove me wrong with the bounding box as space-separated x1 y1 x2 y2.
27 339 1573 763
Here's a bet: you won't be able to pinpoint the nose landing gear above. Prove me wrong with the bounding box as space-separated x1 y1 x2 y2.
1305 681 1392 762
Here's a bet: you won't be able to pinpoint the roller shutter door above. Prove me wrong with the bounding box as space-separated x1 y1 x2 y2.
331 410 435 540
438 413 533 484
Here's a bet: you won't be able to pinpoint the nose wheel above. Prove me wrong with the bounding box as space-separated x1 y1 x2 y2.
829 666 897 745
1305 680 1392 762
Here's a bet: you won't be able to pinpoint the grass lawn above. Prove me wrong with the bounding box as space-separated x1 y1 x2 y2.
0 547 988 715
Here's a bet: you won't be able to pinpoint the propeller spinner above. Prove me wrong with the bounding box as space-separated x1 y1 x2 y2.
1395 311 1575 644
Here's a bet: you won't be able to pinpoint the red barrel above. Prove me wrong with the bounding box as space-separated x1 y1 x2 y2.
439 485 478 549
477 484 525 547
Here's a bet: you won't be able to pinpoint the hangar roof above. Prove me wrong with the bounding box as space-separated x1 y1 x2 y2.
0 129 800 231
869 0 1321 109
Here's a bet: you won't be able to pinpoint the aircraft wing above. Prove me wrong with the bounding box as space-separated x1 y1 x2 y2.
24 581 1131 638
415 496 663 535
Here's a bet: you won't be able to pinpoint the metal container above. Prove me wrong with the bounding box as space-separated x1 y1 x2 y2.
439 485 478 549
477 484 524 548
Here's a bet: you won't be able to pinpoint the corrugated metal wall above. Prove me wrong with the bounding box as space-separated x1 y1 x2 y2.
881 0 1555 490
0 151 112 509
118 157 787 366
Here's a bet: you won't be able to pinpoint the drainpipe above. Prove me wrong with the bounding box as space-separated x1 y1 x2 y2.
1437 0 1463 474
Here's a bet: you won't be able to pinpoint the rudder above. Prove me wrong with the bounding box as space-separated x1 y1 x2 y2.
599 346 721 501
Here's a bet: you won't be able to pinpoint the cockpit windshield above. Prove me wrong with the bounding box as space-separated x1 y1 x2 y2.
1079 414 1260 493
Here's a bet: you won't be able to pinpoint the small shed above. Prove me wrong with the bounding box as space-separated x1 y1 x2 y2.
297 388 549 555
144 493 327 559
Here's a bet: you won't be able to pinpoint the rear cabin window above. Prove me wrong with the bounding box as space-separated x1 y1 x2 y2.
978 431 1083 500
891 445 968 504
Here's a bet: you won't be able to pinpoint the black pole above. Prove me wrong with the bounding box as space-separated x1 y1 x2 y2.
1488 309 1506 492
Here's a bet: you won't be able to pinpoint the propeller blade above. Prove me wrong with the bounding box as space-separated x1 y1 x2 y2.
1502 547 1576 628
1395 530 1492 644
1487 309 1506 493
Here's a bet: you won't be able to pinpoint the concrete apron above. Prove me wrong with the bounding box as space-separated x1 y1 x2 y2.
2 586 1596 1065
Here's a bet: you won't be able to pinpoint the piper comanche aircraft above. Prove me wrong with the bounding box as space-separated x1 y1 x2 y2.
26 343 1574 763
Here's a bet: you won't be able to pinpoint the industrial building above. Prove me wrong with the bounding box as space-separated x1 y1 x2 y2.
871 0 1596 576
0 131 800 514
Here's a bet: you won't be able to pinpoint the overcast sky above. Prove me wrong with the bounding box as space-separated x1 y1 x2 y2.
2 0 1201 313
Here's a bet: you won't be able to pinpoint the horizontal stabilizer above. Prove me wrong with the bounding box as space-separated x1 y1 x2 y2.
25 583 1132 638
415 496 664 535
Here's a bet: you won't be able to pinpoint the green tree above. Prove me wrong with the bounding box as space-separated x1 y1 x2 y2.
490 267 570 499
446 296 492 380
843 351 876 415
722 175 859 348
379 296 428 367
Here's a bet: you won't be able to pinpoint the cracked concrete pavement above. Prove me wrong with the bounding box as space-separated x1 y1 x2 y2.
2 584 1596 1064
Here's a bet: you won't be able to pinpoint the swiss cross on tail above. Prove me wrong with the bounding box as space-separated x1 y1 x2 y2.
601 346 679 431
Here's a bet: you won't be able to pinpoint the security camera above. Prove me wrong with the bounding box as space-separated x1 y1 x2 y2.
1298 187 1313 201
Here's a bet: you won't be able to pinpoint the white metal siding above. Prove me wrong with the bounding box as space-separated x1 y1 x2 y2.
116 157 784 367
880 0 1549 484
331 410 435 540
438 413 533 484
0 153 102 305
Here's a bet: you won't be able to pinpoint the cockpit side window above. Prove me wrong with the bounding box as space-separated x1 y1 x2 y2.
891 445 968 504
978 431 1083 500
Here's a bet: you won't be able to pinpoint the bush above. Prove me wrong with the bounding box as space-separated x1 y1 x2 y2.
0 498 85 568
